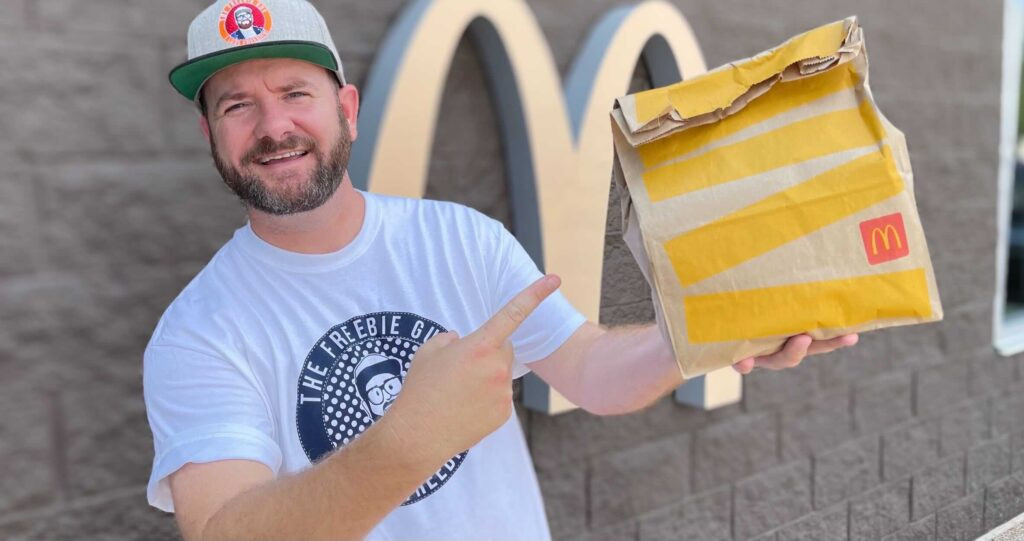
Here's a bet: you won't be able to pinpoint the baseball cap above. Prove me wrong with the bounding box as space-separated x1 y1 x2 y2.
169 0 347 103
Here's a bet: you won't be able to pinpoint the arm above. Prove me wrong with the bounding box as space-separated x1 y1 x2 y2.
171 412 448 541
530 321 859 416
168 276 562 541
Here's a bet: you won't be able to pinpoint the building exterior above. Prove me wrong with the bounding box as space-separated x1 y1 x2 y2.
0 0 1018 539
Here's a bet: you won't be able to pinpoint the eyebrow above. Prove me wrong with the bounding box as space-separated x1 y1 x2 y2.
212 80 313 111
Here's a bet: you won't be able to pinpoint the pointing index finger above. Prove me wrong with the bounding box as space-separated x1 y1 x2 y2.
470 274 561 347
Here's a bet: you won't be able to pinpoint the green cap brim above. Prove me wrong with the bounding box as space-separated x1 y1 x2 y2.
169 41 339 102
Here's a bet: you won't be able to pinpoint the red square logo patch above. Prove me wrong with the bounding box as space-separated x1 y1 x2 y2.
859 213 910 265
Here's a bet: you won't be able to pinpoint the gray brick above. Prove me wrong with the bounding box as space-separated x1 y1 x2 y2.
735 460 812 539
1012 431 1024 474
888 323 944 371
881 516 935 541
775 503 846 541
36 160 245 272
935 492 985 541
883 419 941 481
984 472 1024 531
967 436 1011 494
932 250 997 310
853 372 913 434
911 455 964 520
914 362 969 415
0 166 42 277
780 389 852 461
538 463 585 541
940 400 990 456
0 488 180 541
0 274 90 391
638 488 731 541
424 34 512 229
598 238 655 311
589 433 690 529
992 384 1024 437
10 265 198 394
815 435 880 509
528 397 707 471
598 300 656 328
850 479 911 541
34 0 209 39
967 353 1019 398
0 0 27 31
937 304 998 361
62 389 153 500
743 358 818 410
0 387 56 517
817 330 894 389
0 30 164 158
566 521 638 541
693 412 778 492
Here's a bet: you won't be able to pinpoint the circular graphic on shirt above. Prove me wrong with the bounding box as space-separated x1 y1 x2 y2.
296 312 467 505
218 1 272 46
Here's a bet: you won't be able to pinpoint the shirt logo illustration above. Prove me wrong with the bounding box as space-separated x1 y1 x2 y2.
296 312 467 505
219 1 272 46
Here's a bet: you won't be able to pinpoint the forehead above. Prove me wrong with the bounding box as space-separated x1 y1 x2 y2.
204 58 331 98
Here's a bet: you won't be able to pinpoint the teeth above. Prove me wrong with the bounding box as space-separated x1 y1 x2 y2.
259 150 307 165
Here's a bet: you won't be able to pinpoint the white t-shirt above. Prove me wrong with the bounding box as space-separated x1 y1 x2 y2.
143 191 586 541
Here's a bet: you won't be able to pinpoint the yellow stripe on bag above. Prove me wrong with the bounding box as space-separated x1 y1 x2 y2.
664 146 903 287
682 268 932 343
633 20 846 125
637 63 858 169
643 97 886 202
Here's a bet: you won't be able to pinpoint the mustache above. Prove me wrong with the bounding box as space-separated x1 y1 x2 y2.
241 135 318 165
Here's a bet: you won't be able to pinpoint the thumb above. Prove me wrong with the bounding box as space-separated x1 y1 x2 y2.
417 330 460 357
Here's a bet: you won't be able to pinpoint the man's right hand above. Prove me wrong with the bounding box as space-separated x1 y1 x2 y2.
387 274 561 460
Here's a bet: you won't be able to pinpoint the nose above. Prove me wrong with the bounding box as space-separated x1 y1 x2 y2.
252 99 296 143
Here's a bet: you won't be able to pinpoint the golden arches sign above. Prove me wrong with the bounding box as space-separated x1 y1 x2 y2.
350 0 741 413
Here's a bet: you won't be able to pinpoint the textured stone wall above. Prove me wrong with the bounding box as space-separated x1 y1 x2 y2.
0 0 1016 539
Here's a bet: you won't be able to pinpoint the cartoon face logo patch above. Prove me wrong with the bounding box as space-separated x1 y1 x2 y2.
219 1 273 46
296 312 467 505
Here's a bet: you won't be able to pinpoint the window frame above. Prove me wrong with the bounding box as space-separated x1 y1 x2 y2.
994 0 1024 355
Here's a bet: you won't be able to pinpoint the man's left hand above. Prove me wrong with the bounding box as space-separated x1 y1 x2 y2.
731 334 859 375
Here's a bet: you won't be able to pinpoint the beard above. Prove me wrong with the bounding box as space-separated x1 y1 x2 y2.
211 111 352 216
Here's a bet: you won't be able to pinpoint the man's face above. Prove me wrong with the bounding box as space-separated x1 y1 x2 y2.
363 373 402 417
234 8 254 29
202 59 353 215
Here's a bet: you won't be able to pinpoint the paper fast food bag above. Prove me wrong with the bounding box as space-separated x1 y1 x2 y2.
610 16 943 378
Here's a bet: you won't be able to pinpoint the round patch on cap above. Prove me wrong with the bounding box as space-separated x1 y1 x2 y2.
218 1 273 46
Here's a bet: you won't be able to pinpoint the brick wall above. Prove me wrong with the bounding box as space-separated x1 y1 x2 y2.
0 1 1017 539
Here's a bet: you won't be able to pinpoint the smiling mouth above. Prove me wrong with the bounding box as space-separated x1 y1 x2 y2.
257 150 309 166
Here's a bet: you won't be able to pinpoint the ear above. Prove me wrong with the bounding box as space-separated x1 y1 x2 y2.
199 113 211 143
338 84 360 141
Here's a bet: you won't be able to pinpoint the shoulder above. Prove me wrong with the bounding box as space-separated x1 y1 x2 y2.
146 241 251 354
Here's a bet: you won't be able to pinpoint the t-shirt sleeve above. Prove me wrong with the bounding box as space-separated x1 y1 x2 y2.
144 344 282 512
485 221 588 378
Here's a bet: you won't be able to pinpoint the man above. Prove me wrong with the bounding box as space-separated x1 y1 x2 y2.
229 6 264 40
146 1 858 539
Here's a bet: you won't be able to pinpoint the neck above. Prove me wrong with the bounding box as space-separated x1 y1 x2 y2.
247 173 365 254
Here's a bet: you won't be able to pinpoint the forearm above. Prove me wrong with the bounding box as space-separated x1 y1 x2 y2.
200 413 445 541
577 323 684 415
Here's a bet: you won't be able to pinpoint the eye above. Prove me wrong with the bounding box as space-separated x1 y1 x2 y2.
223 102 249 114
286 91 310 100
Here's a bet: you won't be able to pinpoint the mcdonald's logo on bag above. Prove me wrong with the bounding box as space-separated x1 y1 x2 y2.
859 213 910 265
